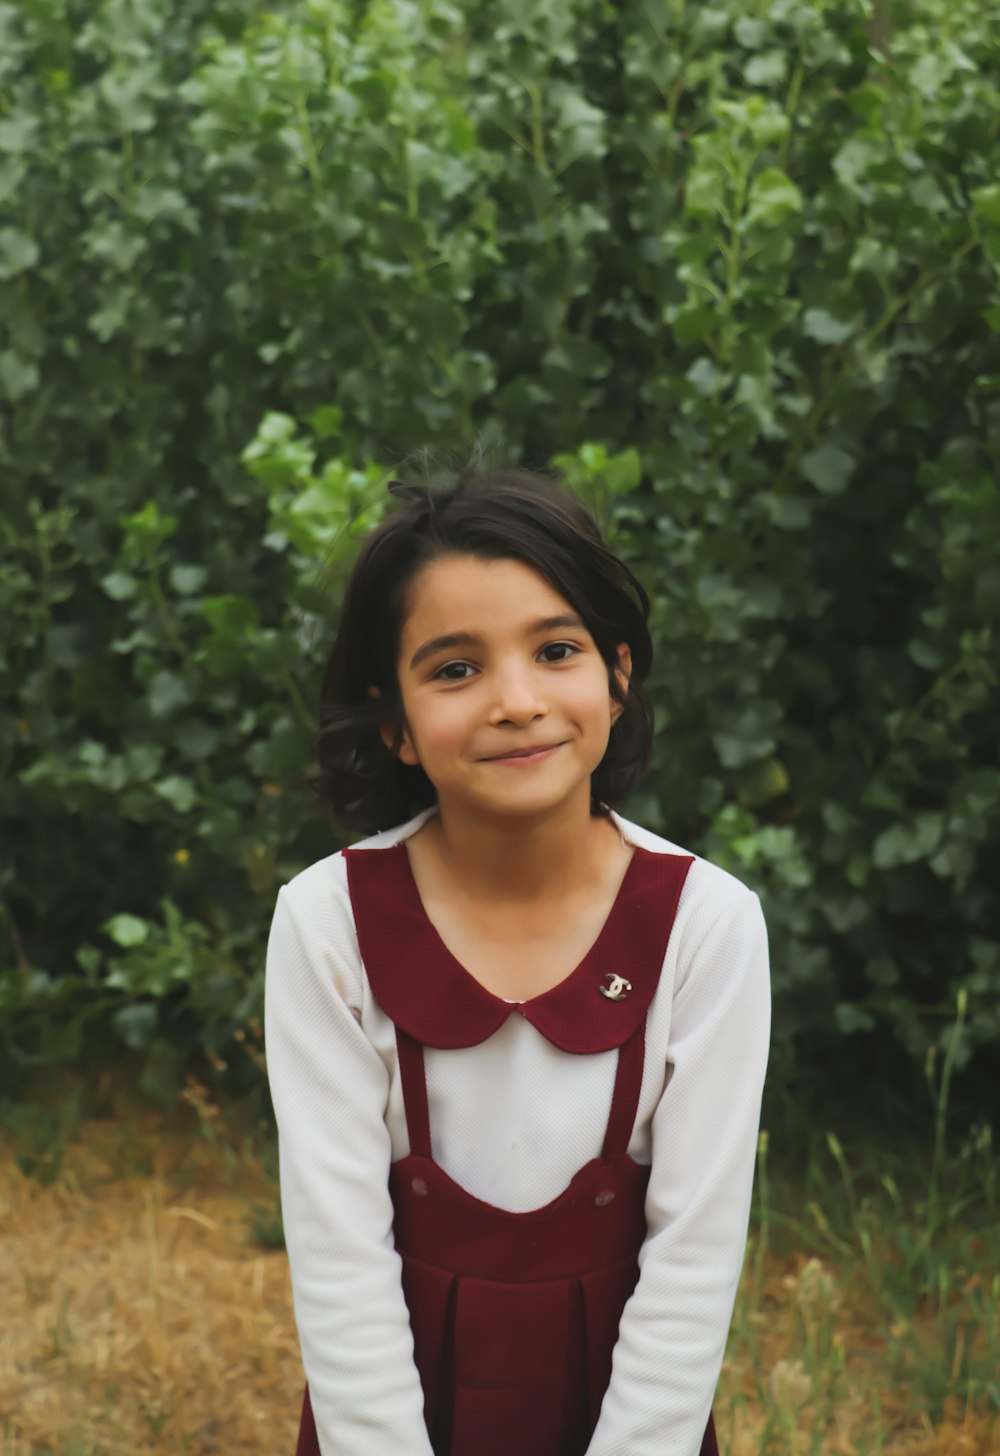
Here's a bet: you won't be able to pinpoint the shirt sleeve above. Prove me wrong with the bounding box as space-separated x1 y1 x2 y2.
264 879 435 1456
586 884 771 1456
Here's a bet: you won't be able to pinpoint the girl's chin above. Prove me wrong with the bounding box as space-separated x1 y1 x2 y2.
437 776 597 820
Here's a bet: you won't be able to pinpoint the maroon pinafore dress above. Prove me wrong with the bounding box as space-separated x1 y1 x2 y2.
294 842 720 1456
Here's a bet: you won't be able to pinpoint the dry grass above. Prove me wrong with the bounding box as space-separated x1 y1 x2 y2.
2 1077 997 1455
2 1089 302 1455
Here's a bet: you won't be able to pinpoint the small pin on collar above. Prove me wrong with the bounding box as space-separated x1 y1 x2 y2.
600 973 632 1002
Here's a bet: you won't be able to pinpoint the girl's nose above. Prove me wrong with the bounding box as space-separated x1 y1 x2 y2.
488 665 546 725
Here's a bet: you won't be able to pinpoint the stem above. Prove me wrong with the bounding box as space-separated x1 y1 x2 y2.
404 98 421 225
927 988 968 1241
780 59 805 171
524 77 556 261
527 78 549 175
280 666 313 730
354 303 386 359
122 116 135 206
2 900 31 970
779 1394 802 1456
666 78 685 137
294 89 322 188
750 1128 770 1324
35 511 54 746
719 150 751 363
147 561 185 656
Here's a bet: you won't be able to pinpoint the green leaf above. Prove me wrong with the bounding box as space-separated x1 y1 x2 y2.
734 17 768 48
747 167 803 228
0 350 39 401
910 54 947 99
148 671 193 718
125 744 165 779
0 114 40 154
602 447 643 496
255 411 298 445
200 594 260 635
802 309 857 345
83 221 146 271
832 137 882 191
101 571 138 600
866 957 899 989
970 185 1000 227
845 855 869 888
872 815 944 870
834 1003 876 1035
0 226 39 280
799 443 855 494
76 945 103 976
711 712 778 769
169 564 208 595
907 638 944 670
153 775 197 812
850 237 899 279
176 720 220 759
120 500 178 542
744 51 787 87
113 1002 158 1052
671 303 717 344
88 288 133 342
737 757 790 807
684 166 727 219
551 90 607 171
744 103 788 147
104 914 149 948
308 405 344 440
686 357 718 397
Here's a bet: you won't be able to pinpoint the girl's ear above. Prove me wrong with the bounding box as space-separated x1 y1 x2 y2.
367 685 421 765
610 644 632 724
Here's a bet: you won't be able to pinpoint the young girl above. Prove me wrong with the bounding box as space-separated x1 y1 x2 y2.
265 466 771 1456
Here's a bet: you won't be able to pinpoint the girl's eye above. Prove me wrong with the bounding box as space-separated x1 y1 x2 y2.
539 641 580 662
433 661 477 681
431 643 579 680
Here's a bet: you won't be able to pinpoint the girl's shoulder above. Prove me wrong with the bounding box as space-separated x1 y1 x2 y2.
613 815 768 1000
279 806 436 907
266 810 438 1008
611 811 761 916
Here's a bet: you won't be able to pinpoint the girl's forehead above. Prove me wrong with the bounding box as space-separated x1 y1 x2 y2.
401 554 576 633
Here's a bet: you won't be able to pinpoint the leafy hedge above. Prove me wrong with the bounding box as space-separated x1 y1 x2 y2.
1 0 998 1115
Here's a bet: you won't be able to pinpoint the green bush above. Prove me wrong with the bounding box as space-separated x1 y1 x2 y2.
1 0 998 1113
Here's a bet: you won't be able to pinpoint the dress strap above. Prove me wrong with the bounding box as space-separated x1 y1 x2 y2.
601 1025 646 1161
396 1027 433 1158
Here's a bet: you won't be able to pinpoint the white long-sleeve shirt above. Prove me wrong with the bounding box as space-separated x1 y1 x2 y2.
265 805 771 1455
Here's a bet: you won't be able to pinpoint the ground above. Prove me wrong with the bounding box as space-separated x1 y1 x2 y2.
2 1084 996 1455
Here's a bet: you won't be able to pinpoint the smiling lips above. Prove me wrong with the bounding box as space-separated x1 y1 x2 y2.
482 742 564 762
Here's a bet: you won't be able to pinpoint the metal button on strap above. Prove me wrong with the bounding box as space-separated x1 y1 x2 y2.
412 1177 429 1196
594 1189 615 1207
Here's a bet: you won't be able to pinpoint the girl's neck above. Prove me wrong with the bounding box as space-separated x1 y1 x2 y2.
413 793 627 907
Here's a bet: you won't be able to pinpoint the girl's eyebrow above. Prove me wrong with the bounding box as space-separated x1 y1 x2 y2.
408 613 587 670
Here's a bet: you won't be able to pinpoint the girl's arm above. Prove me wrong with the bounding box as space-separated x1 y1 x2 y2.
586 880 771 1456
264 877 435 1456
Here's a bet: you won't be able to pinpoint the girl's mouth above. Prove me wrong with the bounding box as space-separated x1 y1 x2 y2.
483 742 564 764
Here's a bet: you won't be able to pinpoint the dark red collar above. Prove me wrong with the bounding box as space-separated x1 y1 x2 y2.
344 843 693 1053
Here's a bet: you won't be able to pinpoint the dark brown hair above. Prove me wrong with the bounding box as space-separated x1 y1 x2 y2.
311 462 654 835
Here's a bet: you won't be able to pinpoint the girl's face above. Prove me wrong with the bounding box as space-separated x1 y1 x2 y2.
383 553 631 824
